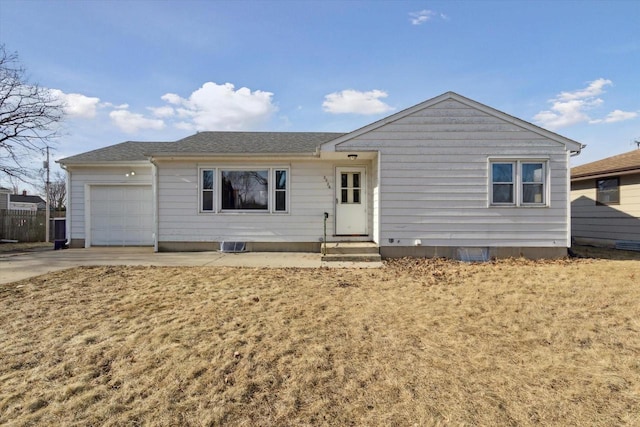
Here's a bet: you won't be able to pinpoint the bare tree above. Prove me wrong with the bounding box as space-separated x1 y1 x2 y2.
0 45 64 183
38 170 66 212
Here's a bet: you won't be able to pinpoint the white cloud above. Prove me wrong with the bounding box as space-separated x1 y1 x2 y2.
148 105 175 118
322 89 394 115
556 78 612 101
409 9 437 25
161 93 182 105
156 82 277 131
102 102 129 109
589 109 638 124
50 89 100 118
533 78 636 129
109 109 165 133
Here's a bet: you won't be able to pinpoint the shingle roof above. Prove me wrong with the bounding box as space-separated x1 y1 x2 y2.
58 141 172 164
571 149 640 179
167 132 345 155
58 132 345 164
11 194 45 204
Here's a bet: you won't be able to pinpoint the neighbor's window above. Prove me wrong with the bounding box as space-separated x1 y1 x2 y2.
490 160 547 207
596 177 619 205
201 168 215 212
221 170 269 211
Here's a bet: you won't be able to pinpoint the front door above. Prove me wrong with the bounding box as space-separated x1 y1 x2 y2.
335 167 367 235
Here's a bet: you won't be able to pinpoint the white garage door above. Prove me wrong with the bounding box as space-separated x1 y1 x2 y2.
90 185 153 246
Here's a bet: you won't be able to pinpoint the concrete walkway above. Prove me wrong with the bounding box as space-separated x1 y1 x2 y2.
0 247 383 285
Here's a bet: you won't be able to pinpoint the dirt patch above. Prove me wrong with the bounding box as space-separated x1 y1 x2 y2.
1 259 639 426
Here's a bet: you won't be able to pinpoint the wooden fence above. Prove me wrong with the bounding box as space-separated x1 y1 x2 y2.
0 210 46 242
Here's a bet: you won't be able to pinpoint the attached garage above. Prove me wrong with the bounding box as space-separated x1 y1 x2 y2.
89 185 153 246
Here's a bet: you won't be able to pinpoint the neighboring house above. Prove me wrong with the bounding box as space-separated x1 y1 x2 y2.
9 192 46 211
58 92 582 258
571 149 640 249
0 187 10 210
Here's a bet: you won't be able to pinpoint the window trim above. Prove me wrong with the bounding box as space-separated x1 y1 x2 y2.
595 177 620 206
489 159 549 207
198 165 290 214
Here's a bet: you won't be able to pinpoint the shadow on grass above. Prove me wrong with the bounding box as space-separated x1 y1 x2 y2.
571 245 640 261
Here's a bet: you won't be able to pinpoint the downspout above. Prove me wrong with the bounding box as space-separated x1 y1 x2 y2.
60 164 71 246
567 144 585 249
149 157 159 253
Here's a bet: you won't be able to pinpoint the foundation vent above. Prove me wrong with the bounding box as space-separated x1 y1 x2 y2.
220 241 247 253
456 247 489 262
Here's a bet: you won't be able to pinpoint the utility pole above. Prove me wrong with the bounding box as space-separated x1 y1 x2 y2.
45 146 50 243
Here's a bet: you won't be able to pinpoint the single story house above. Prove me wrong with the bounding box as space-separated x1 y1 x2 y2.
58 91 583 259
571 148 640 250
8 192 46 211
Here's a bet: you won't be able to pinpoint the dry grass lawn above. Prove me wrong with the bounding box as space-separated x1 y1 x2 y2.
1 257 639 426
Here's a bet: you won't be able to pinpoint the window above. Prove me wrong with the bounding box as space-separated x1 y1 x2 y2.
221 170 269 210
596 177 619 205
340 172 361 204
491 163 514 204
201 169 215 211
522 163 544 204
199 167 289 213
274 169 287 212
490 160 547 206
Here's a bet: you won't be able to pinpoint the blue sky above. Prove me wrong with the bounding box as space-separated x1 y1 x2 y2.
1 0 639 183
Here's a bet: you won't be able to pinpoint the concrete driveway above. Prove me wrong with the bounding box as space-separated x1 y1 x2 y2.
0 247 383 285
0 247 326 285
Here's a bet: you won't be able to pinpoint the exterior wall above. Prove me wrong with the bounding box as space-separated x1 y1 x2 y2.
155 159 374 247
66 166 153 243
380 246 567 259
0 191 9 210
571 173 640 246
336 98 572 249
8 202 38 211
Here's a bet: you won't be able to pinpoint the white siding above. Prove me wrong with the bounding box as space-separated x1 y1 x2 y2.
571 174 640 242
335 99 572 248
67 166 153 242
156 160 373 243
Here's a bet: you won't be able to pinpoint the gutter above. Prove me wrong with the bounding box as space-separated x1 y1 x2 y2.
56 160 152 167
571 168 640 182
570 144 586 157
145 152 319 160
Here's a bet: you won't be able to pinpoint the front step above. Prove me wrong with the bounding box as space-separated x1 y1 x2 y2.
322 242 379 254
321 253 382 262
321 242 381 262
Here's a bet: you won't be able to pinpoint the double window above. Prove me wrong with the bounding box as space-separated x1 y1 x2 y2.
490 160 547 206
199 167 289 213
596 177 619 205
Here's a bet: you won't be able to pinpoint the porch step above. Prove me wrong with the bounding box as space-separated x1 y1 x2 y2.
322 242 379 255
321 242 381 263
321 253 382 262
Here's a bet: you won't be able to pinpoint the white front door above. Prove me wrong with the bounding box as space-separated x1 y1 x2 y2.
335 167 367 235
